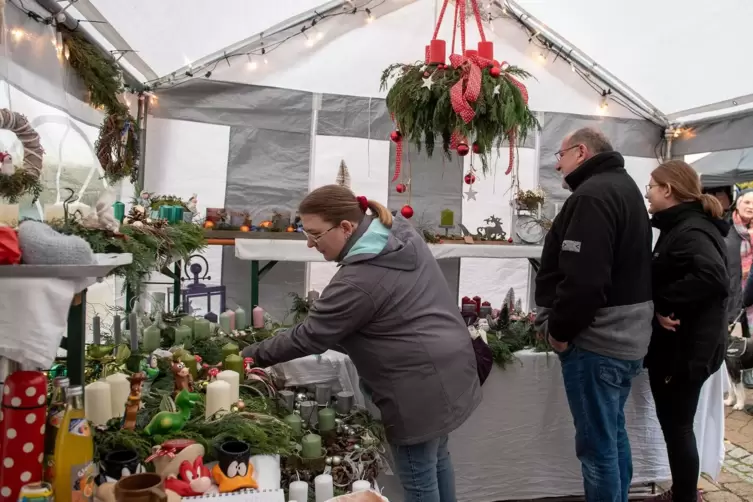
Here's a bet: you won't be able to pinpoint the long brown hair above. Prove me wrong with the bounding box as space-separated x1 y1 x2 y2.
651 160 723 219
298 185 393 227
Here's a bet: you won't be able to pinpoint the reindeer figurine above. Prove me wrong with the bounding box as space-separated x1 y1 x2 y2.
477 215 506 241
171 361 194 399
123 372 147 430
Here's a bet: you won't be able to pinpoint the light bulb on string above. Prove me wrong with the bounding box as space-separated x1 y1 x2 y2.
246 54 258 71
365 8 374 23
10 29 25 42
597 89 610 115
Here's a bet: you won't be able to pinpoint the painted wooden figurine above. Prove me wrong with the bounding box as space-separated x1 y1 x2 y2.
171 361 194 398
123 372 146 430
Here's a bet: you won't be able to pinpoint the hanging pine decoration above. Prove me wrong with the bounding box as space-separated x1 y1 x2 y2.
335 159 351 189
380 0 539 176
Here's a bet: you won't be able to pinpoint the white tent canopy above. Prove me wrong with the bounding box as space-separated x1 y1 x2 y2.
65 0 753 124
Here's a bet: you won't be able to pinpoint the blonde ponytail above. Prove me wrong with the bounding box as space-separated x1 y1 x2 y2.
699 193 724 219
366 200 393 228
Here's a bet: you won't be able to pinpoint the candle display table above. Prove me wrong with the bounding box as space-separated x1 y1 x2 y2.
0 253 132 389
270 349 726 502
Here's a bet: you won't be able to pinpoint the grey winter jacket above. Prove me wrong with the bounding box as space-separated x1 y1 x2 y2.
244 215 482 445
726 222 743 323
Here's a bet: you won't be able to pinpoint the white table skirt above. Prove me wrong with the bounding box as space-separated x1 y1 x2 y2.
270 349 726 501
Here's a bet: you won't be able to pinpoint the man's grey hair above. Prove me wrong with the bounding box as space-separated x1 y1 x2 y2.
566 128 613 154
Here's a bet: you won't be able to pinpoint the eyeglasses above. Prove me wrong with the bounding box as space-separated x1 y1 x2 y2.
645 184 660 193
554 144 581 161
302 225 337 244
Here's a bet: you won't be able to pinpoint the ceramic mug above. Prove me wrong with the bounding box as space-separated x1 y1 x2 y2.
100 449 143 484
217 440 250 473
114 473 166 502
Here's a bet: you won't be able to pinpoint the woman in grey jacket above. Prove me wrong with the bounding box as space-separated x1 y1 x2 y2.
243 184 482 502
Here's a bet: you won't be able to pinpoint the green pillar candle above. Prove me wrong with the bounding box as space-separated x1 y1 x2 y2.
284 414 303 437
318 408 336 432
180 353 198 380
222 342 239 362
181 316 196 333
301 433 322 459
172 206 184 224
440 209 454 226
158 205 171 221
113 201 125 223
174 324 193 348
193 318 210 340
142 324 161 353
224 354 243 377
234 306 247 330
219 311 234 334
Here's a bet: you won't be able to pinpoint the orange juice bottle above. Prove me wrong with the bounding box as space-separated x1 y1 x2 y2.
43 376 69 484
52 386 95 502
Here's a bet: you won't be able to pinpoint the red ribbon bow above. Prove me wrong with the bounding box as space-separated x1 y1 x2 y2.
145 447 178 463
449 53 492 124
356 196 368 212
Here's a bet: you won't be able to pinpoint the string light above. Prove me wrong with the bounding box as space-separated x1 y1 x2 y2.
365 8 374 23
597 89 611 115
10 29 26 42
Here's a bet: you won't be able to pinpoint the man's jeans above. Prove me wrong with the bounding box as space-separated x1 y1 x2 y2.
390 435 456 502
558 345 643 502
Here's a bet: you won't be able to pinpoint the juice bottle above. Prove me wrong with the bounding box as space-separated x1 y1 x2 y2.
52 386 95 502
43 376 69 483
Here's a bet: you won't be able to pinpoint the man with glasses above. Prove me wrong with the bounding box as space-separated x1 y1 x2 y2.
534 128 653 502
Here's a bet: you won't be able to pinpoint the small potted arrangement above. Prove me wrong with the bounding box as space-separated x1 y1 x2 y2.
515 188 546 212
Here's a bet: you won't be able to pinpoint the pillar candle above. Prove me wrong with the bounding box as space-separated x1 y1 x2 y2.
288 480 309 502
0 204 19 225
205 380 231 419
317 408 336 433
219 310 234 334
429 39 446 64
315 384 332 406
252 306 265 329
222 342 239 362
181 353 199 380
85 380 112 425
181 315 196 333
477 40 494 60
216 370 239 403
113 201 125 223
43 203 65 221
284 414 303 437
113 314 122 346
224 354 244 378
106 373 131 418
301 433 322 459
335 391 354 415
234 306 246 330
278 390 295 412
300 400 318 426
174 324 192 348
143 323 161 353
314 473 334 502
128 312 139 351
352 480 371 492
92 314 101 345
193 318 211 340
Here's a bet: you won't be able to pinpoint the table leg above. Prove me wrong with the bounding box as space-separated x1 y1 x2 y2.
251 260 259 310
173 260 182 310
67 289 87 392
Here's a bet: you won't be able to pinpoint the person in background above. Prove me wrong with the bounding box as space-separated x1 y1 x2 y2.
534 128 653 502
726 189 753 340
702 186 733 215
644 161 728 502
243 185 481 502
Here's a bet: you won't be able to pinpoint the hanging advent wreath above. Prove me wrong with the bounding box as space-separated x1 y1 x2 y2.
380 0 539 178
0 108 44 202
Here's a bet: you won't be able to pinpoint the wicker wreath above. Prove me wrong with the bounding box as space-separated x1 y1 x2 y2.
0 108 44 203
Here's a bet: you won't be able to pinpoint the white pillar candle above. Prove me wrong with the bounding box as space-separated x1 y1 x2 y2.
352 480 371 492
314 474 334 502
205 380 231 419
216 370 240 403
0 204 19 225
84 380 112 426
106 373 131 418
288 480 308 502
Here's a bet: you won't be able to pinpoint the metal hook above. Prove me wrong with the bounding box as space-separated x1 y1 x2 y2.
62 187 79 223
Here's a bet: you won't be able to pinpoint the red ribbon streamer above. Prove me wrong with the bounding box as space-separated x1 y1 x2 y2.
392 139 403 182
504 74 530 175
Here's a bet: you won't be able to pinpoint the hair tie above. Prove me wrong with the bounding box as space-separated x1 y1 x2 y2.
356 196 368 213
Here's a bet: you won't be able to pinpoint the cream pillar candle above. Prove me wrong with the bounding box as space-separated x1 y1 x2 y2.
314 474 334 502
0 204 19 225
106 373 131 418
205 380 231 419
352 480 371 492
288 480 308 502
216 369 239 403
84 380 112 426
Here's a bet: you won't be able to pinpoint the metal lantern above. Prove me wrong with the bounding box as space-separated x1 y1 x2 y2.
169 254 226 315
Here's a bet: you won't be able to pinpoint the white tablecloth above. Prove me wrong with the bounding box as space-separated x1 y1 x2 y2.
272 349 726 501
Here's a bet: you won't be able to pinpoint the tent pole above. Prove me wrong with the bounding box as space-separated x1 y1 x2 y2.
34 0 144 91
136 94 150 193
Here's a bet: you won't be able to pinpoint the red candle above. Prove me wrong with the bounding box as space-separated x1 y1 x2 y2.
430 39 446 65
478 41 494 61
472 296 482 314
464 49 478 59
0 371 47 500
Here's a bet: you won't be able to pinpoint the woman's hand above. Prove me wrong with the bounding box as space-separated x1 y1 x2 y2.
656 313 681 331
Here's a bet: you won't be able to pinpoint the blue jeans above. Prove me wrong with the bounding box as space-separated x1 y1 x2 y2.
390 435 456 502
558 345 642 502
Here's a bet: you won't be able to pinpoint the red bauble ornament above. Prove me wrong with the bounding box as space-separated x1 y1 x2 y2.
464 173 476 185
396 183 407 193
400 205 414 219
423 71 430 77
489 66 501 78
390 130 402 143
472 142 481 154
508 237 514 243
457 143 470 156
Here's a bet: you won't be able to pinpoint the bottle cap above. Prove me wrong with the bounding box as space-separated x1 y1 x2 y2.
67 385 83 397
53 376 70 388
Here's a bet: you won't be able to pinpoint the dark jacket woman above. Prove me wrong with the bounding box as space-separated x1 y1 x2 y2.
645 201 729 382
